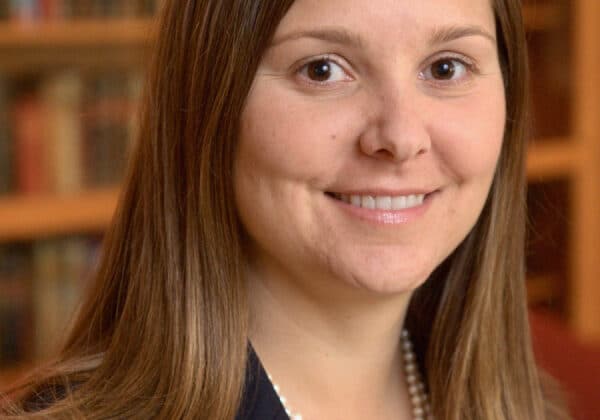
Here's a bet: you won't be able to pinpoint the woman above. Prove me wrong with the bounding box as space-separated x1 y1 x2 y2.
2 0 570 418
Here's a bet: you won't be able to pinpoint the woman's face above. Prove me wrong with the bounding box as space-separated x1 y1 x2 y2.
235 0 505 295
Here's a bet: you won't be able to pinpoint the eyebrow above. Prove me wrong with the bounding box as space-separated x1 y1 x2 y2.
269 27 366 49
428 25 496 46
269 24 496 50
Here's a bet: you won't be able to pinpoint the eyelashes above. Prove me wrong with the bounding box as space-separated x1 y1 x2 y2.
418 54 480 88
294 55 354 87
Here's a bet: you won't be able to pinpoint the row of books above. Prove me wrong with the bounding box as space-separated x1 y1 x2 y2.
0 70 142 196
0 0 158 21
0 236 101 365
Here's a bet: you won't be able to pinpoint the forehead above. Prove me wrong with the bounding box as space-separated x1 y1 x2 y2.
275 0 496 48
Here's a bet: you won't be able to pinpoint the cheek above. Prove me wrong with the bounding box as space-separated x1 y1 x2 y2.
430 92 506 179
238 83 367 181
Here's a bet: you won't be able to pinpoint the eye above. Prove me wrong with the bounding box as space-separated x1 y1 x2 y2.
297 57 351 84
420 57 472 82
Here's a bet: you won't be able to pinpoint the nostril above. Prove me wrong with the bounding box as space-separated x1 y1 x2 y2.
373 148 395 160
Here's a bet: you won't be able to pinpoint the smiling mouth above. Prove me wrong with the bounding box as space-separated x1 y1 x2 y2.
326 192 430 211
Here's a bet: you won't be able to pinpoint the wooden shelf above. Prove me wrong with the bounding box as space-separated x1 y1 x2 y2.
0 188 119 242
527 138 576 181
523 3 565 32
0 19 155 71
0 18 155 48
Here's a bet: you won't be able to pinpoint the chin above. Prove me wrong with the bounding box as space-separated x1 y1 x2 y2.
337 264 434 296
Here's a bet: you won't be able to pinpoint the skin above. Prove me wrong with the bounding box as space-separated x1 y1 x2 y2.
234 0 505 418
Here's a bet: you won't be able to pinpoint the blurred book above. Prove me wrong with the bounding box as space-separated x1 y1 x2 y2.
1 69 141 197
31 237 99 360
0 243 32 365
4 0 158 21
0 76 13 194
41 71 84 194
83 71 136 188
12 91 48 194
0 236 100 365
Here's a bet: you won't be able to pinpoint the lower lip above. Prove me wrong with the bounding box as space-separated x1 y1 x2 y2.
327 192 436 225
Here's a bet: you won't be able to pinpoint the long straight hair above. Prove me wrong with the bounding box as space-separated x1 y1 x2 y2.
2 0 570 418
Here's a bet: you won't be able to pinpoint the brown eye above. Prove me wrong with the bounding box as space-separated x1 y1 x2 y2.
431 59 456 80
307 59 333 81
421 57 470 83
298 57 349 84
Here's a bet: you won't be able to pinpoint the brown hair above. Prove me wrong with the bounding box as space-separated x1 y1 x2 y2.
1 0 570 418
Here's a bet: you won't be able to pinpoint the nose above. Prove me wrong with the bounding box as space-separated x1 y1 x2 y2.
358 92 431 163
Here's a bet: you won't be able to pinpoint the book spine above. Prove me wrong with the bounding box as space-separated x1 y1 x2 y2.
9 0 39 21
12 93 48 194
61 237 93 320
39 0 63 20
41 71 83 194
30 238 96 360
83 72 132 188
0 244 32 366
3 0 159 21
0 1 9 19
31 240 62 358
0 77 13 195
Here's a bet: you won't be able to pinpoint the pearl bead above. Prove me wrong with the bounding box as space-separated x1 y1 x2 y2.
413 407 425 416
406 373 419 384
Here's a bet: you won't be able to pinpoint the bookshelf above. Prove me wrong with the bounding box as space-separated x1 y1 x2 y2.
0 1 155 390
522 0 600 344
1 0 600 390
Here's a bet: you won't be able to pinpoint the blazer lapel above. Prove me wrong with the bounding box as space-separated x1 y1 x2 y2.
236 345 289 420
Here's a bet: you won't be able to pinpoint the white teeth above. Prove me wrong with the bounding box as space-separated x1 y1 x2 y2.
407 195 419 207
361 195 376 209
338 193 425 210
375 196 392 210
392 196 406 210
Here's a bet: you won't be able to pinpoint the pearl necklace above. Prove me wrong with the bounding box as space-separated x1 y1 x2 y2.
267 329 433 420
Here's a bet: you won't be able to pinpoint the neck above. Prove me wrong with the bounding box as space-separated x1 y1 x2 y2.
246 262 415 419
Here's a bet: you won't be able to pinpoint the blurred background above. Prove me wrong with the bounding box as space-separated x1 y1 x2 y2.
0 0 598 419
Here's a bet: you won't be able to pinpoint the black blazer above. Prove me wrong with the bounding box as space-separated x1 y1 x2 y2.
24 347 288 419
236 346 288 420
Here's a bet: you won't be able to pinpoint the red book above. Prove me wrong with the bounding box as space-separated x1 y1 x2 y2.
12 94 48 194
39 0 63 20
